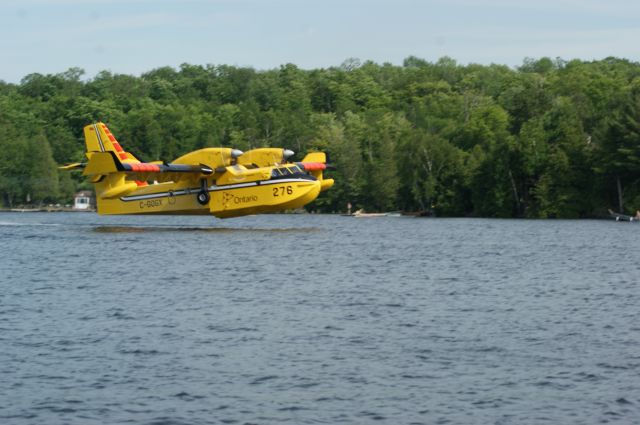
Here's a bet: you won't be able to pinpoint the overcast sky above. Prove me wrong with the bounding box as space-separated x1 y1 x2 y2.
1 0 638 83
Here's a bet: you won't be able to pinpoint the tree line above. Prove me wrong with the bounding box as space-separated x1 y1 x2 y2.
1 56 639 217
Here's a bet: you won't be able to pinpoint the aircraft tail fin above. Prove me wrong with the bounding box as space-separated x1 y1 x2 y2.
84 123 139 163
81 123 149 203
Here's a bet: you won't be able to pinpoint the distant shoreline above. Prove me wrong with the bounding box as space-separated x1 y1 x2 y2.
0 207 95 213
0 208 628 220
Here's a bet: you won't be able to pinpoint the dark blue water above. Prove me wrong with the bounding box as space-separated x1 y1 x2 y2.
0 213 639 424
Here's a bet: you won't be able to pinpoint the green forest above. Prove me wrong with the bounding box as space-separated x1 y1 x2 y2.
1 56 639 217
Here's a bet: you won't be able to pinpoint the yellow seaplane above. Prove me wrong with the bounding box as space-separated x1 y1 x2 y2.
62 123 333 218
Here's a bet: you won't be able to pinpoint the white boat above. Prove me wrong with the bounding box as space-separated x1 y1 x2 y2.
352 209 387 217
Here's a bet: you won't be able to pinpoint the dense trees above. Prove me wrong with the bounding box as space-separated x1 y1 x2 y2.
0 56 639 217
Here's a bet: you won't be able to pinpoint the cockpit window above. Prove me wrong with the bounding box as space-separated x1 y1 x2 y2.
271 168 283 178
271 166 294 178
270 164 314 180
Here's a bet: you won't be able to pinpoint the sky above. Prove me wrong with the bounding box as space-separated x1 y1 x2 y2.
0 0 639 83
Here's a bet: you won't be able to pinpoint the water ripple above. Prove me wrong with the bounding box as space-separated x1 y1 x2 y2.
1 213 639 424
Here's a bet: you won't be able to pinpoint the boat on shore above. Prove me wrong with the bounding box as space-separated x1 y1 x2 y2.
351 209 388 217
608 209 640 222
2 206 95 213
9 208 43 212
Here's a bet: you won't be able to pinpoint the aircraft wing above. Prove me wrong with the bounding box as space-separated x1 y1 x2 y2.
75 151 214 183
120 162 214 183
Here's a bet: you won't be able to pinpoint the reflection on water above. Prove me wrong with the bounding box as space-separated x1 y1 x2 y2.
92 225 320 233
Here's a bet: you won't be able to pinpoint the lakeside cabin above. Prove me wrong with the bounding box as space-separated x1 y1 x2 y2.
73 191 94 210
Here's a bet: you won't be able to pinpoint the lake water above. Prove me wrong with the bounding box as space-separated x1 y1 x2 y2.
0 212 639 424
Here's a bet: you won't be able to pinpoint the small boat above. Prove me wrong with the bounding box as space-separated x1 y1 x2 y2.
352 209 388 217
10 208 43 212
608 209 640 222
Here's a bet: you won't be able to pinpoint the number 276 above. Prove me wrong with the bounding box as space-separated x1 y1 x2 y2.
273 186 293 196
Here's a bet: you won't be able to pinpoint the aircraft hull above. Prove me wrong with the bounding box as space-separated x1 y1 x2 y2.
96 177 321 218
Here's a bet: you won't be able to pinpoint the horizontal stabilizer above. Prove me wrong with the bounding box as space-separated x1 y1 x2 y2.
58 162 86 170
